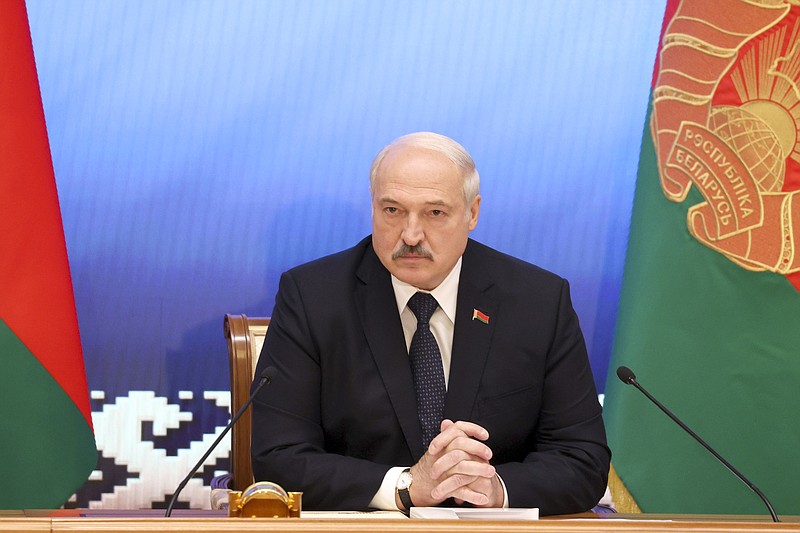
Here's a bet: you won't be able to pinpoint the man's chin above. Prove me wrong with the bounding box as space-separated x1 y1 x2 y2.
391 265 438 290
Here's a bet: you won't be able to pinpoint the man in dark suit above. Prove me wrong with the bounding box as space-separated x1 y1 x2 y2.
251 132 610 515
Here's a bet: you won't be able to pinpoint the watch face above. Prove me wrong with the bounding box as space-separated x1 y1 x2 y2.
397 471 413 490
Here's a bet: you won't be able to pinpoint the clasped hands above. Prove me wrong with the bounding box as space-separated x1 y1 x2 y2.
401 419 504 509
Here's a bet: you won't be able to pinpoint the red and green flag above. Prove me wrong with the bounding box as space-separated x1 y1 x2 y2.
604 0 800 516
0 0 97 509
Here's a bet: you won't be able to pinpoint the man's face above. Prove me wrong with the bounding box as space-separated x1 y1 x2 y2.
371 145 480 291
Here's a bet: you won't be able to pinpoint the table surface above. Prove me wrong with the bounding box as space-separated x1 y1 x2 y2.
2 510 799 533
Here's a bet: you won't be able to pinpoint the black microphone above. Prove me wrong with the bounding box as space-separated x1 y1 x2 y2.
616 366 779 522
165 365 277 517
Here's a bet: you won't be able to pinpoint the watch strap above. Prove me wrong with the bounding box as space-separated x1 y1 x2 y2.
397 468 414 511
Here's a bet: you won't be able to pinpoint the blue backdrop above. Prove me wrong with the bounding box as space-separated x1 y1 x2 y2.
25 0 665 508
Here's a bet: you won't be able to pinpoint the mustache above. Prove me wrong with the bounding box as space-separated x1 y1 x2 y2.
392 243 433 260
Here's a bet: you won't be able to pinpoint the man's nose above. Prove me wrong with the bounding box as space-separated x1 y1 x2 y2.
401 215 424 245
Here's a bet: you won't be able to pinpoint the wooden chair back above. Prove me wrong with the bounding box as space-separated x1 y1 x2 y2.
223 313 270 491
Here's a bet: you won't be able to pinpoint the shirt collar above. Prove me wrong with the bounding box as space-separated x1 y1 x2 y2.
391 257 462 324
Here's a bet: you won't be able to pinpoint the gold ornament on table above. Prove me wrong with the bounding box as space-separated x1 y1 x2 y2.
228 481 302 518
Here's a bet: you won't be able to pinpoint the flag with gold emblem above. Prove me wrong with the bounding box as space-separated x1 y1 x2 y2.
604 0 800 516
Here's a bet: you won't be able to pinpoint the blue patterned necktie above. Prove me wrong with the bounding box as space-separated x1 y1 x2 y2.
407 292 447 450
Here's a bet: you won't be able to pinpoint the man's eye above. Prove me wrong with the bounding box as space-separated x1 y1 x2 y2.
431 210 444 216
385 207 398 214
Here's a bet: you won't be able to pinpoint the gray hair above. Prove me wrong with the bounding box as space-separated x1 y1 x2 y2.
369 132 480 207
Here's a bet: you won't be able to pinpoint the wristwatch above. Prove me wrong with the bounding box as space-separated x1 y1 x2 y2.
396 468 414 511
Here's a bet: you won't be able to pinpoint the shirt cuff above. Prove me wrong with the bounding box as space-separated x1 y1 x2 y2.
369 466 407 510
497 473 509 508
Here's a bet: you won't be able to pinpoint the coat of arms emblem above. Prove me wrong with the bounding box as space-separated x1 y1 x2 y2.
653 0 800 280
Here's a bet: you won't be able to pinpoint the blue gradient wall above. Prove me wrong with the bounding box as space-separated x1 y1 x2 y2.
26 0 665 508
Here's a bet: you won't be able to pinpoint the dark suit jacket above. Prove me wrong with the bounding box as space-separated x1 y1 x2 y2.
251 236 610 514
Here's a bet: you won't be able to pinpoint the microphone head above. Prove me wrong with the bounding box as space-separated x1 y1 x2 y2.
616 365 636 385
260 365 277 384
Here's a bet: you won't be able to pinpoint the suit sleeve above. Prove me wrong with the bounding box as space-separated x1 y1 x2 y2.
250 271 390 510
494 279 611 515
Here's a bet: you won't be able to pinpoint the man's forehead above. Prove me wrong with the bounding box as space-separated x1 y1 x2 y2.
376 194 450 207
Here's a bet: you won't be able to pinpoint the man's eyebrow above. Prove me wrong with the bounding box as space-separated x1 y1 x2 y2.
424 200 449 207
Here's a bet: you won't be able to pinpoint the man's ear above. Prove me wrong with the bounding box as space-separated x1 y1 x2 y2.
468 195 481 230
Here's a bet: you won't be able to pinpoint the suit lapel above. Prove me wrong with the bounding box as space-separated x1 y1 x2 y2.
445 241 499 422
354 242 425 459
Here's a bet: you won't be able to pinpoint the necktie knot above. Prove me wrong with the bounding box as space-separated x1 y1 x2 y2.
408 292 438 326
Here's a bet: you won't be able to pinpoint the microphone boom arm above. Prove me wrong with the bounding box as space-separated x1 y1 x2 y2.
617 366 779 523
165 367 275 517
